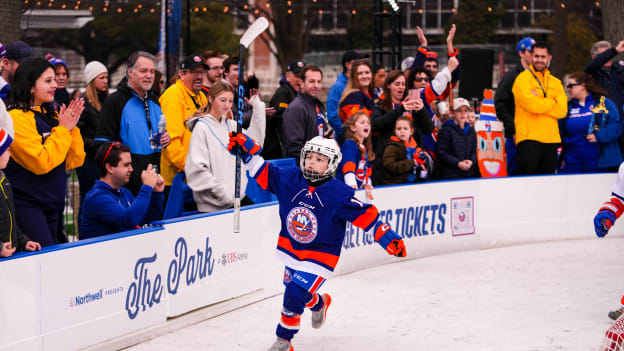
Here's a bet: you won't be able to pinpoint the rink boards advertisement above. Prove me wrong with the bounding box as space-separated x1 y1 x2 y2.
38 227 167 351
161 208 265 317
336 180 480 275
0 173 619 350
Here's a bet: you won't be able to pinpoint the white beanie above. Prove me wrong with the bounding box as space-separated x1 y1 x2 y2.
84 61 108 84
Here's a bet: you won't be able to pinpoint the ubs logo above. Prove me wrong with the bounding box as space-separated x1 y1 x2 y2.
286 207 318 243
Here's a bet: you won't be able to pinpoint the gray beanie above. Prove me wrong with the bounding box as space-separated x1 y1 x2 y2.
84 61 108 84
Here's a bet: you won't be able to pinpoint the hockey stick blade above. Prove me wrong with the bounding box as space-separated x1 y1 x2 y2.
240 17 269 49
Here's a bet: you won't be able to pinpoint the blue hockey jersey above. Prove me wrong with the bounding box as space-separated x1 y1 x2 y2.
254 161 382 277
337 139 372 188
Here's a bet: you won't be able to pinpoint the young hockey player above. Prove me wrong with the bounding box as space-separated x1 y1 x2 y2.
227 133 407 351
593 162 624 320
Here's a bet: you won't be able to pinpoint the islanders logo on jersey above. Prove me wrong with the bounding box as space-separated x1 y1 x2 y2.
286 207 319 244
283 268 293 283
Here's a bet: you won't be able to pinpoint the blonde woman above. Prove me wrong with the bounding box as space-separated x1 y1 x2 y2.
77 61 109 203
185 81 265 213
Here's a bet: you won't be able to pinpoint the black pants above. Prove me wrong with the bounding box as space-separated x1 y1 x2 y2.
514 140 559 175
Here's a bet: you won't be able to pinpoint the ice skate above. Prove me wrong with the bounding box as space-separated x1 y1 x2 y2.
267 337 293 351
609 306 623 320
311 293 332 329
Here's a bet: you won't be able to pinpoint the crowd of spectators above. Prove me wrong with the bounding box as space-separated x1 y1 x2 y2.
1 22 624 255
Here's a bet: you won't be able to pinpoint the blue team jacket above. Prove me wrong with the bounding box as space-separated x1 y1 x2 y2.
559 94 622 169
80 180 164 239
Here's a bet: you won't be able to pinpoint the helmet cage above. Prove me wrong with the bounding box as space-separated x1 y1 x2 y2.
300 137 342 182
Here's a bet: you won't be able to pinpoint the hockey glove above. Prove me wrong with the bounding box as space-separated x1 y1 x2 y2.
227 132 262 163
594 208 616 238
594 197 624 238
373 222 406 257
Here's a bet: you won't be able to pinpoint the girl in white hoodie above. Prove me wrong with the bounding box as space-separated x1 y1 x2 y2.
185 81 265 212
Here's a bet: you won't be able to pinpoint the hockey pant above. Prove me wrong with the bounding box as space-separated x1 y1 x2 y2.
276 267 327 341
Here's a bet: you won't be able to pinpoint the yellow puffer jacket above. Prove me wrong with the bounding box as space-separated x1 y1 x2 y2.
511 66 568 144
159 80 207 185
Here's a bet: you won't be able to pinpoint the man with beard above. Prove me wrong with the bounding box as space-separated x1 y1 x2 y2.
158 55 208 193
511 41 567 175
96 51 171 195
80 142 164 239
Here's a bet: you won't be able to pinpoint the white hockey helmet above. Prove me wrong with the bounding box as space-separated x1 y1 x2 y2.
300 136 342 181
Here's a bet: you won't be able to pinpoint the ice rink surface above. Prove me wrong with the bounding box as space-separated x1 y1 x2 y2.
125 237 624 351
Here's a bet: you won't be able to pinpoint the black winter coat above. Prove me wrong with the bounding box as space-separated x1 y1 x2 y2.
0 170 32 251
78 91 108 160
494 64 524 138
435 120 477 179
584 47 624 118
265 79 297 159
370 102 433 185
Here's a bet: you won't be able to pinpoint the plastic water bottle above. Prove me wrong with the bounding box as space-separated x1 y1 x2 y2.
151 115 167 151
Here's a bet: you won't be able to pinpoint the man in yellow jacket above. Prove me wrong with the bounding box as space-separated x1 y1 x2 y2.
512 41 568 175
159 55 208 190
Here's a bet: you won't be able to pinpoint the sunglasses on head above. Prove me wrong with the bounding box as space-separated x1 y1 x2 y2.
102 142 121 166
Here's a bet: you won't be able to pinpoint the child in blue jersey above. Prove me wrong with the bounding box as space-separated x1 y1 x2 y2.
383 116 433 185
594 162 624 320
227 133 407 351
337 111 374 197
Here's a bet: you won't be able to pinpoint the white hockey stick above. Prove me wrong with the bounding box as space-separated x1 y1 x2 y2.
233 17 269 233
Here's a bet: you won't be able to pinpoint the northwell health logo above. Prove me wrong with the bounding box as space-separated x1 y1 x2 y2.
69 286 124 307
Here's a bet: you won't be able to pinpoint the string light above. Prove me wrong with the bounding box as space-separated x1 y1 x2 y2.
595 1 600 5
351 9 356 15
194 7 199 12
487 7 492 11
223 5 229 13
243 4 248 9
117 7 122 12
88 5 92 10
133 8 138 13
288 9 292 14
265 2 270 8
203 7 207 12
150 8 154 13
138 4 142 8
418 9 423 13
61 3 65 8
451 7 456 12
254 8 259 14
74 5 79 9
103 7 107 12
386 0 399 12
318 9 323 14
287 0 291 5
560 3 565 8
522 5 527 10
